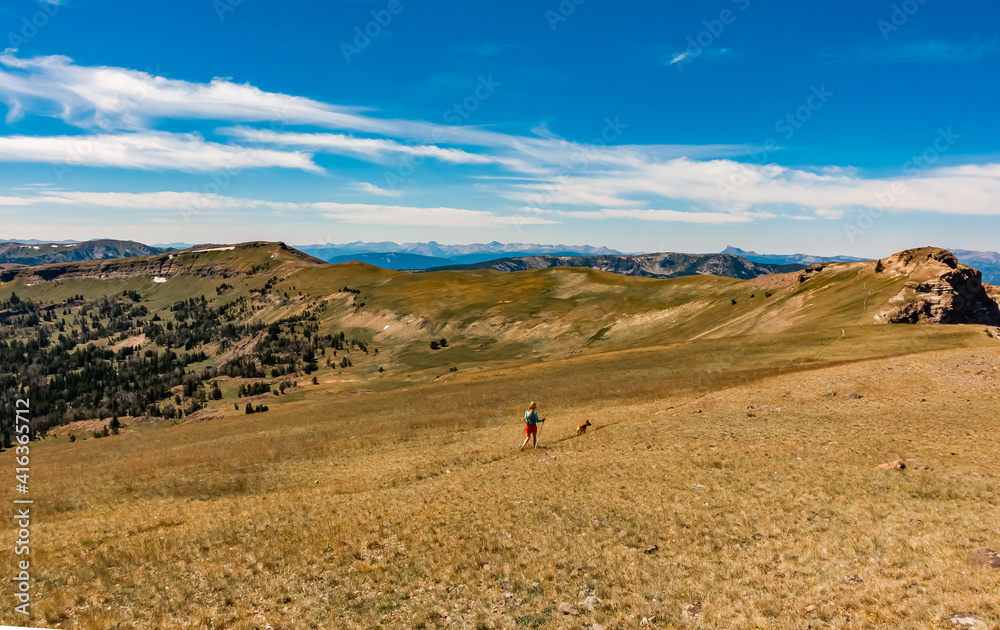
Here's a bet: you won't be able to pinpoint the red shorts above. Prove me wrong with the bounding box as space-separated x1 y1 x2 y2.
525 424 537 436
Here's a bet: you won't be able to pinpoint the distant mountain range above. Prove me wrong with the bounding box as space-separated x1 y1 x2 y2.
296 240 621 267
2 238 996 283
720 246 865 265
0 239 169 266
425 252 805 280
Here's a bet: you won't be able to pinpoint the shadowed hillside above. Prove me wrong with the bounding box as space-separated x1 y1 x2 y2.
0 239 168 265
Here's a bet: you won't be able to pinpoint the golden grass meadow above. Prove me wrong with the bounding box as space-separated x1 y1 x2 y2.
1 244 999 629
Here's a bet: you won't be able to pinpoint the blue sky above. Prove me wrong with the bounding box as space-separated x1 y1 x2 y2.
0 0 997 255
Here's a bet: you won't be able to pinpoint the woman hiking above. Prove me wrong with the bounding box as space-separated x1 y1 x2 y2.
519 401 545 452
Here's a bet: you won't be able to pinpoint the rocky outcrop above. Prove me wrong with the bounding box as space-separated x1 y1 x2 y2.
877 248 1000 325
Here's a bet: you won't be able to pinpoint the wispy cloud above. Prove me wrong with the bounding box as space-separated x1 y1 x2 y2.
667 48 733 65
1 53 999 226
353 182 403 197
0 190 558 228
821 38 998 64
220 127 519 167
0 132 322 172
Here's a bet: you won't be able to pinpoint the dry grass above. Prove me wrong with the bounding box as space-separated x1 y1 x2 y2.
2 326 999 629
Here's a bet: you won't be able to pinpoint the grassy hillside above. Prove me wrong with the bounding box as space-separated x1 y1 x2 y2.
1 243 999 628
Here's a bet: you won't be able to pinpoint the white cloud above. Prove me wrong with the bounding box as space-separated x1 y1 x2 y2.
0 132 321 172
506 157 1000 218
222 127 516 167
352 182 403 197
0 52 999 226
0 189 557 228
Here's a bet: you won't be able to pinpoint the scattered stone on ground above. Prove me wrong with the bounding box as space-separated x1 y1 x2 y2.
967 548 1000 568
848 392 863 399
845 574 863 585
805 605 817 613
948 612 988 630
876 459 906 470
640 616 656 626
644 545 658 554
557 602 578 616
681 602 702 621
578 593 602 612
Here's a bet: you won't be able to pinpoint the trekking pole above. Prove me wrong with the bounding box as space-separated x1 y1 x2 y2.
535 418 544 448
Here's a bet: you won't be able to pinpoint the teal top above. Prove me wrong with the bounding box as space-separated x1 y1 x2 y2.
525 410 540 426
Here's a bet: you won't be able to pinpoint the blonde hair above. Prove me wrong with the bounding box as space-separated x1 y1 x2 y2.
529 402 537 410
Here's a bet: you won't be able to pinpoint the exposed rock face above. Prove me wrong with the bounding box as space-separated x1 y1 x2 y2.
798 262 835 283
876 248 1000 326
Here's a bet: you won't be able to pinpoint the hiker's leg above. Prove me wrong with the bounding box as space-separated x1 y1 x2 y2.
519 433 528 452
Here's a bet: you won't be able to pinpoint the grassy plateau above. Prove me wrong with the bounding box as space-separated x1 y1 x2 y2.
0 243 998 629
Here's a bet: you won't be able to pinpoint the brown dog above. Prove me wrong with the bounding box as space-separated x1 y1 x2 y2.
576 420 592 436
